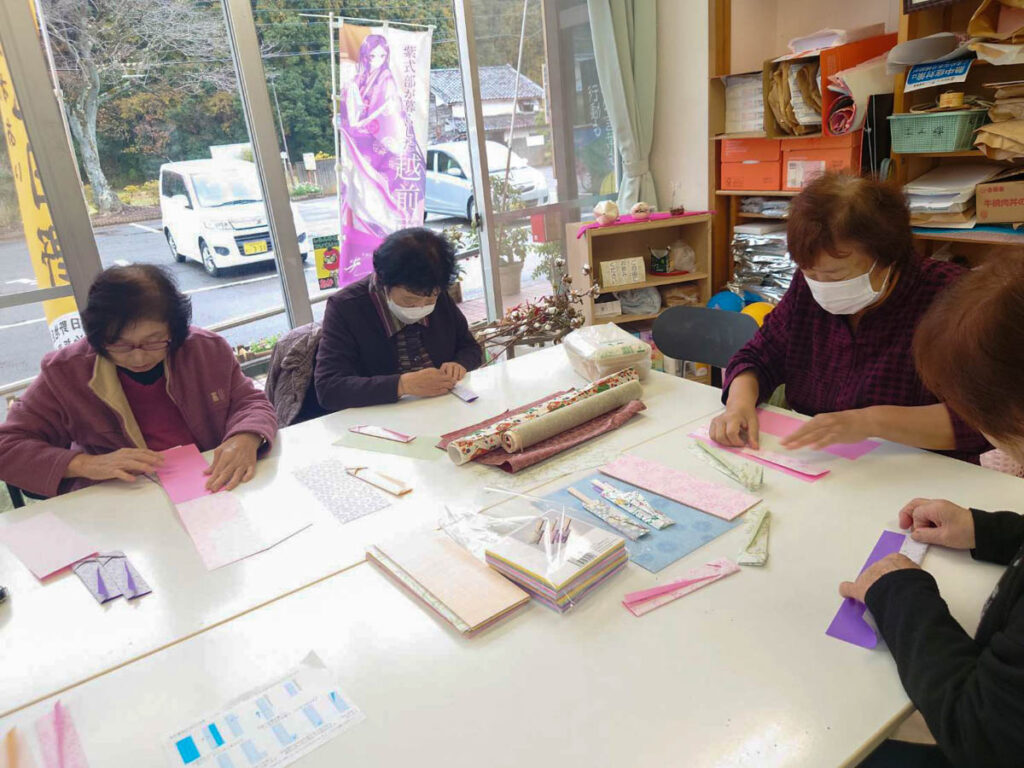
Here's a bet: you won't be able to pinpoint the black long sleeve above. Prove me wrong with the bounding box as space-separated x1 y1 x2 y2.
971 508 1024 566
865 534 1024 767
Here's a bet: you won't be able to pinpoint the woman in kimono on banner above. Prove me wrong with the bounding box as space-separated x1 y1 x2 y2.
337 33 421 241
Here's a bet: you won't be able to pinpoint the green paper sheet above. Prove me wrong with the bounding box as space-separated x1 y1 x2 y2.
333 431 444 461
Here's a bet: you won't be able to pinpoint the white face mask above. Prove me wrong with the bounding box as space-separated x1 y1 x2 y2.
804 261 891 316
387 296 436 324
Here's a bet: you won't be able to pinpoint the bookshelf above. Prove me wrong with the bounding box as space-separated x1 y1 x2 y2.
564 215 712 327
707 0 898 290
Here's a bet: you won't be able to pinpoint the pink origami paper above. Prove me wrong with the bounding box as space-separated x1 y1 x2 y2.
689 426 830 483
756 410 880 460
623 558 740 616
0 512 97 580
600 455 760 521
156 444 212 504
33 701 90 768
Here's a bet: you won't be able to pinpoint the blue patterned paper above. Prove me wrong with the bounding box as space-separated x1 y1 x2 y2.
539 474 741 573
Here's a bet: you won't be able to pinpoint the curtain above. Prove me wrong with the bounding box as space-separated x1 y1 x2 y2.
587 0 658 210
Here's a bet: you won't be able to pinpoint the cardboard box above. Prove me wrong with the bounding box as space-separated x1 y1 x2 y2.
599 256 646 288
782 133 861 191
976 180 1024 224
593 299 623 318
721 160 781 191
721 138 780 163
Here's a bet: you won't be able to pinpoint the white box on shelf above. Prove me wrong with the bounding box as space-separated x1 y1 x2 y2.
593 300 623 319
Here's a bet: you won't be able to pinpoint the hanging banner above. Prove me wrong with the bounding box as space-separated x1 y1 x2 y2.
336 23 431 286
0 39 82 349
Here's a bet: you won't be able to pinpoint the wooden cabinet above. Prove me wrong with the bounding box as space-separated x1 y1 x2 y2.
564 215 712 326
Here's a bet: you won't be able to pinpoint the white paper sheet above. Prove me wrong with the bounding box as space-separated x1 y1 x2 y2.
164 652 364 768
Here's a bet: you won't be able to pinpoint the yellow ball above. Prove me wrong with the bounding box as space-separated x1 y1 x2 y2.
741 302 774 327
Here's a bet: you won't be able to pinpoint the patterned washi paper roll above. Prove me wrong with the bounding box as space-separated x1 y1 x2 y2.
445 367 640 465
500 380 643 453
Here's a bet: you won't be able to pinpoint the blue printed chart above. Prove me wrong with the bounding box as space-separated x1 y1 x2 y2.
164 652 364 767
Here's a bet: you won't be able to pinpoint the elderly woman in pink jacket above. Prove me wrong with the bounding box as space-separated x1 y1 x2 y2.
0 265 278 497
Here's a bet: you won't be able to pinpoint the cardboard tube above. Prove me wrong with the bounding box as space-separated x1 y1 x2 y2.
501 381 643 453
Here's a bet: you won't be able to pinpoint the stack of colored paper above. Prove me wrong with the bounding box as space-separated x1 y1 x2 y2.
485 510 628 613
367 531 530 636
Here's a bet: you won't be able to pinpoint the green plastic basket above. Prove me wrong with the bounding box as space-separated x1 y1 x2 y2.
887 109 989 154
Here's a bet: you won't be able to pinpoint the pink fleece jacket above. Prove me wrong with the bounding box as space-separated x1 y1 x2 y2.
0 326 278 497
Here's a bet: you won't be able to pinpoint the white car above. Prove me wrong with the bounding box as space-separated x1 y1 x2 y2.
159 159 311 277
425 141 549 221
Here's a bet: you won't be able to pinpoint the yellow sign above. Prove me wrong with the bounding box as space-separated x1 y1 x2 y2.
0 36 82 349
313 234 340 290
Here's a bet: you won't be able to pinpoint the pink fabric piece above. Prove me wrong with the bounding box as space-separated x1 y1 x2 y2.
0 512 97 580
156 444 212 504
600 455 760 521
576 210 713 239
33 701 90 768
623 558 739 617
755 409 880 460
689 428 828 483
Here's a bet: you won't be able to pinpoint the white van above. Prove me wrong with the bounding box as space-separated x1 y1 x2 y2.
159 159 311 277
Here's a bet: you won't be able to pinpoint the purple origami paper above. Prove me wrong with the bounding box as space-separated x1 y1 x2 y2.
826 530 906 649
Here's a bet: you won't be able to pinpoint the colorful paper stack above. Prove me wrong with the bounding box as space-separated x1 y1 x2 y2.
485 510 628 613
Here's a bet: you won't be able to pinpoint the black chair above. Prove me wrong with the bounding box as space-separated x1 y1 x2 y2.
652 306 759 382
5 482 25 509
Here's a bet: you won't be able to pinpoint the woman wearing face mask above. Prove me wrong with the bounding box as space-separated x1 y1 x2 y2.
0 265 277 497
709 173 987 462
313 227 483 411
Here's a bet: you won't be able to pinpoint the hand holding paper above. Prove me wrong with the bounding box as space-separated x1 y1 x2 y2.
780 409 872 451
898 498 976 549
839 552 920 604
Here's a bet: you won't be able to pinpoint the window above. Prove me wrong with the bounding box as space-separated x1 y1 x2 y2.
35 0 293 357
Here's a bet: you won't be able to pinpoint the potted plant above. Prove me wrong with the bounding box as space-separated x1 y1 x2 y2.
489 177 529 296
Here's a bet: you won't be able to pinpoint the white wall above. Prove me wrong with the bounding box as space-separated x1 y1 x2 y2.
650 0 709 211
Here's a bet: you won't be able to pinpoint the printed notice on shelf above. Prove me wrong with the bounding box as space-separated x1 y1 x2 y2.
164 652 364 767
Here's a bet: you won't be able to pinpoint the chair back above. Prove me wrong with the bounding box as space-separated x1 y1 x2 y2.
652 306 759 370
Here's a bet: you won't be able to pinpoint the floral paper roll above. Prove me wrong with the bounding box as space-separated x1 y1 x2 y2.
445 367 640 465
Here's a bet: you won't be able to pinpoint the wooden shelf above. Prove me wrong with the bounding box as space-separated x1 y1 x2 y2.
736 212 788 219
597 272 708 295
716 189 798 197
913 229 1024 245
713 132 823 141
582 214 712 238
592 311 661 325
895 149 983 158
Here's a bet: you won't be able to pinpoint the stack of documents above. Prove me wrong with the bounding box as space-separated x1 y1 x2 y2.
368 531 530 636
725 74 764 134
787 24 886 56
485 510 627 613
905 162 1006 229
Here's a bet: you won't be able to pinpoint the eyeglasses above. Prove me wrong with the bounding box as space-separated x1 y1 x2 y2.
106 340 171 354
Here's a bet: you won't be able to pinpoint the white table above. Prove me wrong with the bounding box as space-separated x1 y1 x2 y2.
1 407 1017 766
0 348 725 717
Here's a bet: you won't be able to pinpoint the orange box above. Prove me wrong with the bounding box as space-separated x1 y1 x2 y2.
819 34 897 137
781 132 861 191
721 160 781 191
721 138 780 163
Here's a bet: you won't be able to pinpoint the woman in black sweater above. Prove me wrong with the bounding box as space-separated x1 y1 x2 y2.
849 257 1024 768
